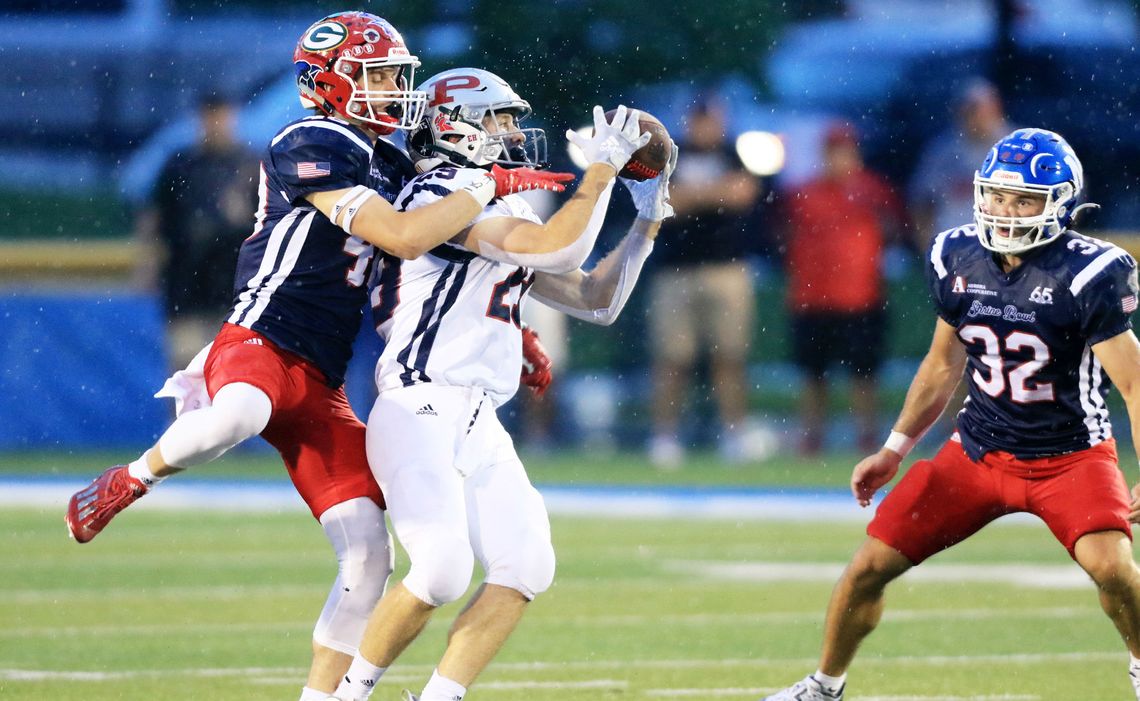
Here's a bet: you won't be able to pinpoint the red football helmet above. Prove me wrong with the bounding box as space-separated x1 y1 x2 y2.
293 12 427 134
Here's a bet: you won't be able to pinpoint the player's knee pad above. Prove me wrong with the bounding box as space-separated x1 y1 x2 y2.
312 498 394 654
402 531 474 607
209 382 273 443
485 532 556 600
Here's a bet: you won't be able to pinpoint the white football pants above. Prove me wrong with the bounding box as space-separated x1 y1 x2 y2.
365 384 555 606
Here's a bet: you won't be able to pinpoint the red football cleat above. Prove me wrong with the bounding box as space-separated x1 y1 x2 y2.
66 465 149 543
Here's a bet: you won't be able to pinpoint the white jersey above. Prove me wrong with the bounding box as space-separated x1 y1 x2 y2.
370 166 542 406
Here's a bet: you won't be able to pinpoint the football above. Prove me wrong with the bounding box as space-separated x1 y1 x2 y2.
603 108 671 181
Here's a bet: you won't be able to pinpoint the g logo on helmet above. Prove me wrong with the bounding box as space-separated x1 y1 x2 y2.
303 21 348 52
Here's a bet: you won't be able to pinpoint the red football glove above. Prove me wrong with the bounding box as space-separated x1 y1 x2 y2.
491 164 575 198
520 325 554 397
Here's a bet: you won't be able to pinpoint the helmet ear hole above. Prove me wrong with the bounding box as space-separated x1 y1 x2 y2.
409 123 432 158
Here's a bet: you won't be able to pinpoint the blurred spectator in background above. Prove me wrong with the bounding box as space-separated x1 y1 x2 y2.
908 78 1011 246
647 96 763 468
134 94 258 369
782 123 910 455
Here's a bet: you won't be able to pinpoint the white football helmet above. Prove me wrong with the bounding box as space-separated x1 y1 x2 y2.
408 68 547 172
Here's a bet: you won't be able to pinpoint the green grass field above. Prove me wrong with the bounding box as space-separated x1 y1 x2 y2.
2 451 1137 700
0 448 863 489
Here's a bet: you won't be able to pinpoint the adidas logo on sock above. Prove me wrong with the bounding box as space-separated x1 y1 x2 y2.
416 404 437 416
243 338 263 346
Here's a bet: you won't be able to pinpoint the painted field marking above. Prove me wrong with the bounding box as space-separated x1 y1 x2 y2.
647 690 1038 700
667 560 1092 589
1 651 1124 685
0 477 1042 524
478 679 627 690
0 604 1098 640
0 666 625 691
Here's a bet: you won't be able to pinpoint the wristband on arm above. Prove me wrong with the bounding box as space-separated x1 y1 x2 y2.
883 431 917 458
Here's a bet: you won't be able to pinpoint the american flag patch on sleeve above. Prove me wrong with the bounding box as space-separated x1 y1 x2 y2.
297 162 331 179
1122 295 1137 313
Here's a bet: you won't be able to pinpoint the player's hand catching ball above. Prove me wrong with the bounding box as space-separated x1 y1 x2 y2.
566 105 652 173
520 325 553 397
851 449 903 507
621 140 679 222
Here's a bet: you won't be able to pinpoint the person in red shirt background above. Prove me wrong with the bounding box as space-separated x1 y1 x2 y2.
783 123 910 455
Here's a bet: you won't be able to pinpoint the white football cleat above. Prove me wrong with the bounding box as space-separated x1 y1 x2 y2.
1130 665 1140 701
400 691 419 701
761 674 844 700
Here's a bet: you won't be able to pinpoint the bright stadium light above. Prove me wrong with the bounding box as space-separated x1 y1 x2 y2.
735 130 786 176
566 125 593 171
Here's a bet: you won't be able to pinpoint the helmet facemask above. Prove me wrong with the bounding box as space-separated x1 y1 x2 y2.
971 128 1092 256
973 179 1073 255
332 58 426 134
478 107 548 168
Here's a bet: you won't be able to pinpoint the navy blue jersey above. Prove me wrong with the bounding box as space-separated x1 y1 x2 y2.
927 224 1139 459
226 116 415 387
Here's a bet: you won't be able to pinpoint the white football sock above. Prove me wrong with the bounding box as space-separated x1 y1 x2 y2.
420 669 466 701
334 657 386 700
126 450 164 488
299 686 330 701
813 669 846 694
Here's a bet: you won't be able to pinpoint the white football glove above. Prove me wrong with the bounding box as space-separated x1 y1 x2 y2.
566 105 652 173
620 139 679 222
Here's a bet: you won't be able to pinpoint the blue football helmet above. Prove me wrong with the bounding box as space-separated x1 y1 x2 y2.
973 128 1093 254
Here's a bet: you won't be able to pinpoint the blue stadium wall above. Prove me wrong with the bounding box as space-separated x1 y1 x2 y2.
0 291 381 450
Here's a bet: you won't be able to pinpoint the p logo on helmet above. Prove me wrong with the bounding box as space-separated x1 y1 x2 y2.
431 76 481 108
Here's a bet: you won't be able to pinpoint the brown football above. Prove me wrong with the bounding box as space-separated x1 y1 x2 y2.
603 108 671 181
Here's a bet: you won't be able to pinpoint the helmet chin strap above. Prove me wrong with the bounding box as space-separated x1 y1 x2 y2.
425 143 485 170
371 113 398 136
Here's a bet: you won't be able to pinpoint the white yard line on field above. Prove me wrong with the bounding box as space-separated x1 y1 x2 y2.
487 651 1126 670
0 666 626 691
1 652 1123 685
533 605 1093 627
647 690 1039 700
0 605 1096 639
0 477 1043 524
666 560 1093 589
855 697 1039 701
477 679 628 690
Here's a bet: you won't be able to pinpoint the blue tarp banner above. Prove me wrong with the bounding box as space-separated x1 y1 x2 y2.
0 291 170 449
0 291 383 451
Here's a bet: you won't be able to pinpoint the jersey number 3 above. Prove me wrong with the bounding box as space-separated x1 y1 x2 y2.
343 235 375 287
959 324 1054 403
